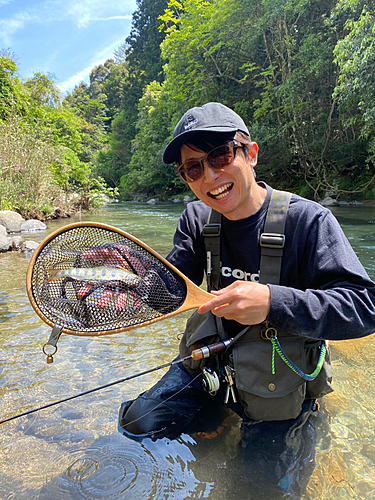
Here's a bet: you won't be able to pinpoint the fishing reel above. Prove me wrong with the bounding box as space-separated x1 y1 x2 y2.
201 367 221 396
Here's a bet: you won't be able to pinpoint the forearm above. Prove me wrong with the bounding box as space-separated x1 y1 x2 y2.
267 284 375 340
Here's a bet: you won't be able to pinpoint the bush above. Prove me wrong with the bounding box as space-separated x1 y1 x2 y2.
0 114 66 218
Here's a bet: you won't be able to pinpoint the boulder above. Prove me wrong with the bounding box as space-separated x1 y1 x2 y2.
147 199 157 205
320 197 338 207
183 195 195 203
21 219 47 232
19 240 39 253
0 210 24 233
0 225 11 252
8 235 24 249
172 199 182 203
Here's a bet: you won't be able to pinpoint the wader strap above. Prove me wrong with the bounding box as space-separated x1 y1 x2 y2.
203 209 221 292
259 190 291 285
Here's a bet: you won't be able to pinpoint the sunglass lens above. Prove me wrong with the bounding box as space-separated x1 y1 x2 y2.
185 161 203 182
207 145 233 168
178 143 235 182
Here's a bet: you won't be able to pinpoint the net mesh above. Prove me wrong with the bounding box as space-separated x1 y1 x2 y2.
30 225 187 334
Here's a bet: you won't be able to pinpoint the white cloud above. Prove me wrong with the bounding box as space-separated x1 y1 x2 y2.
65 0 134 28
56 64 94 93
0 0 135 44
56 37 124 93
0 11 35 45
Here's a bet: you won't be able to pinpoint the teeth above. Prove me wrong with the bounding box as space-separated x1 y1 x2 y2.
210 183 232 198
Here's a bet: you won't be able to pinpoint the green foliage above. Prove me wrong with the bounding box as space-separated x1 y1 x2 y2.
332 0 375 145
0 53 117 218
3 0 375 206
0 113 64 217
155 0 374 199
99 0 169 189
24 72 61 107
118 81 179 199
0 52 29 119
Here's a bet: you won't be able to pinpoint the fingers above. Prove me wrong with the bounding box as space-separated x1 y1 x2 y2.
197 283 238 314
197 295 229 315
197 281 271 325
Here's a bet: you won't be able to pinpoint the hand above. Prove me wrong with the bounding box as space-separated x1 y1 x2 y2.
197 281 271 325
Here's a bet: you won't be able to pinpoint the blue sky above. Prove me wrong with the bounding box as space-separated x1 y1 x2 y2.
0 0 137 94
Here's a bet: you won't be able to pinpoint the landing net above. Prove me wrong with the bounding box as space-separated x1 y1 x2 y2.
27 223 187 335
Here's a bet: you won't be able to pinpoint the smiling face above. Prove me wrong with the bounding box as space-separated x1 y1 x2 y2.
179 140 267 220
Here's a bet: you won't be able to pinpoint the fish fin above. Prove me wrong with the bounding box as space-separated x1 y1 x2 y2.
48 269 59 281
117 266 133 273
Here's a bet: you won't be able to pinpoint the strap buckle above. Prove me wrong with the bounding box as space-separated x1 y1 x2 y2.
202 223 221 236
260 232 285 249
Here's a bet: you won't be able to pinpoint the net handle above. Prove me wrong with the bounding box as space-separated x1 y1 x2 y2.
26 222 212 336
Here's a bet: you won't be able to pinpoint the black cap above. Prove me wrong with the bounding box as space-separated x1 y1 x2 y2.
163 102 250 164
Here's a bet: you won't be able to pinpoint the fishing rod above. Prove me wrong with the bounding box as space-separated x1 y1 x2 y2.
10 222 252 427
0 339 232 425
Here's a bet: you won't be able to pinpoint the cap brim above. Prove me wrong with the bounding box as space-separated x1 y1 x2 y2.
162 126 239 164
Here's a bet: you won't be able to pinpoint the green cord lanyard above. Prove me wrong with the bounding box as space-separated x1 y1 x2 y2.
264 325 327 381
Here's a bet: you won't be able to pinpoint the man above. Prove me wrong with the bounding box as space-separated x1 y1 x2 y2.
119 102 375 497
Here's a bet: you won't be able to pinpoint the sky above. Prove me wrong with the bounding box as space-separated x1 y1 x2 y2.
0 0 137 94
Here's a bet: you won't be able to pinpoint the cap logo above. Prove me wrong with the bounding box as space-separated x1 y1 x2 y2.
183 115 198 130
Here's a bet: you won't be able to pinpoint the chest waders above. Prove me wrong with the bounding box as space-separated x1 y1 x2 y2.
180 189 333 421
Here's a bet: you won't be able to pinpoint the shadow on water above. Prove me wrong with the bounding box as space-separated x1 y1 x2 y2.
0 202 375 499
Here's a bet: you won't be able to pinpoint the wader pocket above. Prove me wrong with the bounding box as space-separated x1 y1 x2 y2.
233 338 307 421
179 311 223 375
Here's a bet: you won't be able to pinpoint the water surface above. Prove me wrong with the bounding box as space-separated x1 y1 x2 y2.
0 201 374 499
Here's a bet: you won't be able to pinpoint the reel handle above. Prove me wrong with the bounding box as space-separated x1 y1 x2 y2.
191 339 232 360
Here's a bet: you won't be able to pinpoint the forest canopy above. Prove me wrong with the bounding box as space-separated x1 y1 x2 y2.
1 0 374 217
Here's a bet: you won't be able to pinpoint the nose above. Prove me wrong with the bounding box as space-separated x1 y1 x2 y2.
201 160 221 183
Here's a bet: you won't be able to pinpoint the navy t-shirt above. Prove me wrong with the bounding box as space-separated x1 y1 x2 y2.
167 183 375 340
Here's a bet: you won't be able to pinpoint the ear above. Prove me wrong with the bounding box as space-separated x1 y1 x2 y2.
248 142 258 167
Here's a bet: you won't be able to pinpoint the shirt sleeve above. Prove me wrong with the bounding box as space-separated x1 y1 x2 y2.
267 209 375 340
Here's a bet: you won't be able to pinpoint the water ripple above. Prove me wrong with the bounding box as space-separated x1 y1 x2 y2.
37 434 211 500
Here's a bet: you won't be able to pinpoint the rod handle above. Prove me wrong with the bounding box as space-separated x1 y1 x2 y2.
191 339 232 360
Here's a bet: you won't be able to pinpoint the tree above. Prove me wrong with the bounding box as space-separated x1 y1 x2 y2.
24 72 61 107
119 81 178 199
332 0 375 186
0 51 28 119
100 0 169 189
155 0 374 199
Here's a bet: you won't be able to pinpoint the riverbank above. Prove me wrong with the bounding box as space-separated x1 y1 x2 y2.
1 194 375 254
0 210 50 253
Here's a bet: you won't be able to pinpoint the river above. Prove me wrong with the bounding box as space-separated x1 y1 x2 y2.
0 201 374 499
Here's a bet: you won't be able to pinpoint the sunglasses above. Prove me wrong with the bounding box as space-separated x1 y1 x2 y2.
176 140 243 183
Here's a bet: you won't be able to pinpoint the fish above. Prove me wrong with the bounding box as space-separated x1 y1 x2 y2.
48 266 141 286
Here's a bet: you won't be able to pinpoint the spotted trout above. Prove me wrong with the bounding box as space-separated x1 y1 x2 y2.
48 266 141 286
